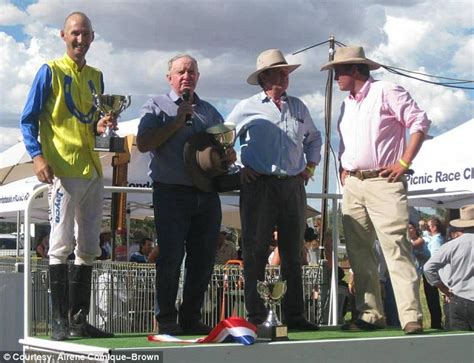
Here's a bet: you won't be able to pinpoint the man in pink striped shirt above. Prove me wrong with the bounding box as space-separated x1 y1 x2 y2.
321 46 431 334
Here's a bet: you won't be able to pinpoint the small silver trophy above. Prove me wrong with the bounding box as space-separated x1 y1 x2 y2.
207 123 236 150
256 280 289 341
92 93 131 152
206 123 241 191
206 123 239 174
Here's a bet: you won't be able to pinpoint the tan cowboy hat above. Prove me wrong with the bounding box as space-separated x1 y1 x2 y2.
183 131 241 192
320 46 381 71
450 204 474 228
247 49 300 85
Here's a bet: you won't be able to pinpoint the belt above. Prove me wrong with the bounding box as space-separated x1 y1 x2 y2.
451 294 473 304
347 169 381 180
260 174 298 180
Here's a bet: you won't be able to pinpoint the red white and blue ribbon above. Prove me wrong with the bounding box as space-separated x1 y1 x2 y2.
148 317 257 345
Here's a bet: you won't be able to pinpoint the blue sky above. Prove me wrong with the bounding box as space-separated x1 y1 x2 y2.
0 0 472 198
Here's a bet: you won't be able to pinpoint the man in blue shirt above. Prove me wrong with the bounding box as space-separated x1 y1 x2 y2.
227 49 322 331
130 238 154 263
424 204 474 331
137 54 229 335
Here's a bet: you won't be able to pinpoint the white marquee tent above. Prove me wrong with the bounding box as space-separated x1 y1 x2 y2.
407 119 474 208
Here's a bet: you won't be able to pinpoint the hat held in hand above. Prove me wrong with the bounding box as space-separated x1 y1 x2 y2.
184 132 241 193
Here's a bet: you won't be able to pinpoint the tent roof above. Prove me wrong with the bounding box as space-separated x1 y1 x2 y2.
407 119 474 208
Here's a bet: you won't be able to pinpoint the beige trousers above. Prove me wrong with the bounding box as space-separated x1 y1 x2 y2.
342 176 422 329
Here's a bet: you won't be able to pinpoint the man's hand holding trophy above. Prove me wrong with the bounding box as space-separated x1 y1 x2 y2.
92 92 131 153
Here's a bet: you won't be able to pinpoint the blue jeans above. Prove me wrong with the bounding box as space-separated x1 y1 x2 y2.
153 184 221 325
449 294 474 331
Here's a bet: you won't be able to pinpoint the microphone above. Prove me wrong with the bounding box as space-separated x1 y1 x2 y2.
182 89 193 126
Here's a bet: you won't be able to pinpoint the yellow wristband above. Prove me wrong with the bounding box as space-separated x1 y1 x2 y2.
399 159 410 169
306 165 315 175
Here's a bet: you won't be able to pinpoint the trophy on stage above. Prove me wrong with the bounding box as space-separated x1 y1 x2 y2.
92 93 131 152
256 280 289 341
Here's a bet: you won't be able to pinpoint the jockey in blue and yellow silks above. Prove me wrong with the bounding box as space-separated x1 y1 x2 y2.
21 53 104 178
20 12 116 341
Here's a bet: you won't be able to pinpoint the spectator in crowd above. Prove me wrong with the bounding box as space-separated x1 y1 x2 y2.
321 46 430 334
148 244 160 264
137 54 231 335
304 226 320 265
114 241 128 261
35 233 50 259
447 226 464 241
418 219 430 238
227 48 322 331
424 217 445 329
269 227 317 266
130 238 154 263
20 11 115 340
215 226 238 264
267 228 279 264
424 205 474 331
98 230 112 260
408 223 429 275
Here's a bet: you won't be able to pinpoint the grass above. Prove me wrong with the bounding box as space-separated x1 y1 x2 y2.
33 327 470 350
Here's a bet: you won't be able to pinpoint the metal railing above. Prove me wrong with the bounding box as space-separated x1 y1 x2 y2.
18 185 343 338
1 258 348 335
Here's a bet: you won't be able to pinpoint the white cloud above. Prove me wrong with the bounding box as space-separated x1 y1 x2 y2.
452 38 474 77
0 0 471 158
0 126 21 152
375 16 431 66
301 92 327 123
0 1 28 25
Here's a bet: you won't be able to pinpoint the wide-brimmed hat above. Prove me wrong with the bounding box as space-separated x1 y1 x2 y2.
450 204 474 228
320 46 381 71
183 131 241 193
247 49 300 85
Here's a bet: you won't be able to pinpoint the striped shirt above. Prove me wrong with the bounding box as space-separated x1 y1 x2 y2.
338 77 430 171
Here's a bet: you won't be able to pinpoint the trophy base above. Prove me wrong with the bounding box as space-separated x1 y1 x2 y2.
256 324 289 342
94 136 126 153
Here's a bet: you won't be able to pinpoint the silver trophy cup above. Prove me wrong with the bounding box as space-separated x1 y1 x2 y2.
256 280 289 341
206 123 236 151
93 93 131 152
206 123 241 191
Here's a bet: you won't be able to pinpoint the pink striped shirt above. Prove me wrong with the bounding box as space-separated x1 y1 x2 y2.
338 77 431 171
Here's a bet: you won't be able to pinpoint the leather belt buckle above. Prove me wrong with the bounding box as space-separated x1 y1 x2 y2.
348 170 380 181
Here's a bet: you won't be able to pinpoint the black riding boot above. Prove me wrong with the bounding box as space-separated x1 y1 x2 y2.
49 264 69 341
69 264 114 338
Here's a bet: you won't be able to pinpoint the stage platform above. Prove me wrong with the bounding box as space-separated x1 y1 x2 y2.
20 329 474 363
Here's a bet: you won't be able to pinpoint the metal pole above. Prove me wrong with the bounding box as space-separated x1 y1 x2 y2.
320 36 335 253
16 211 21 257
329 196 339 325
